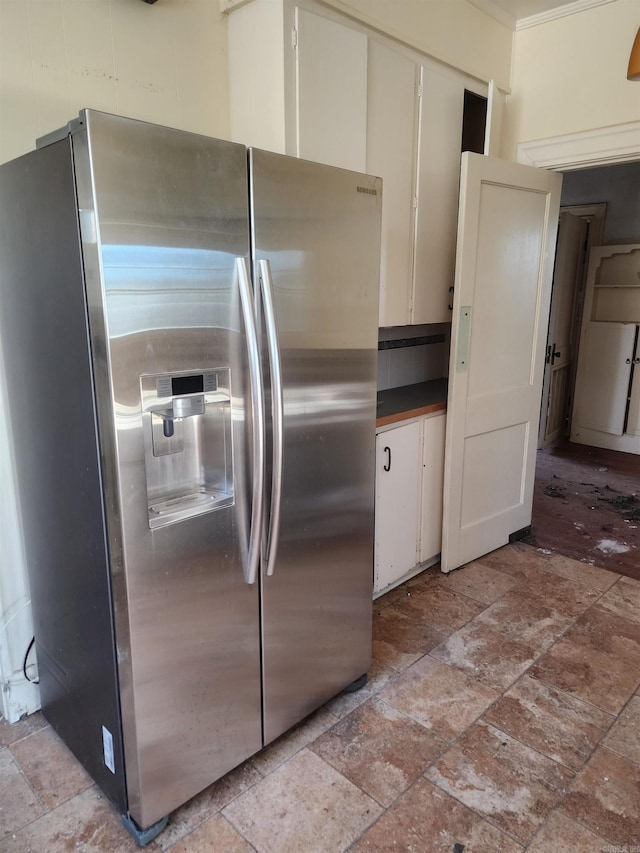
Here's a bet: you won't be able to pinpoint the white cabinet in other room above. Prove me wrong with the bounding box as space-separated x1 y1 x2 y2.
571 244 640 454
375 412 446 595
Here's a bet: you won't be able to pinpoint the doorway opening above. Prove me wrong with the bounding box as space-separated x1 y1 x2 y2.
531 160 640 579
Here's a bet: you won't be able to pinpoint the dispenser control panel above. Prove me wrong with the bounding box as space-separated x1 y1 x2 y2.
140 367 234 529
155 372 218 398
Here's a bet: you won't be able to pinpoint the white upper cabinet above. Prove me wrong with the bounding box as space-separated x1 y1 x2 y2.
412 67 465 325
226 0 490 327
296 8 367 171
367 40 418 327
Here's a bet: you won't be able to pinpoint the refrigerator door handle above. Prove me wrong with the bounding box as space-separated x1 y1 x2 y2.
258 259 284 576
236 257 265 585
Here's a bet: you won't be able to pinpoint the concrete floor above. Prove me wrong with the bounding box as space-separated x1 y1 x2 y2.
2 542 639 850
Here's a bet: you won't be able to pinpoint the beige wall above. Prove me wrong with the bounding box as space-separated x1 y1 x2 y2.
503 0 640 159
0 0 230 165
326 0 513 90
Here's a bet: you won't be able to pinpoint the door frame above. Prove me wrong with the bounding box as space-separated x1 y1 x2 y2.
537 203 606 447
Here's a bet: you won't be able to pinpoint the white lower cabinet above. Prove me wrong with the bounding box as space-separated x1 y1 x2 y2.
419 412 446 562
375 412 446 595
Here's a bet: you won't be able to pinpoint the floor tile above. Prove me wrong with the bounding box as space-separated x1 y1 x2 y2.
372 605 445 671
163 813 254 852
310 697 446 807
541 552 620 592
472 591 574 649
426 721 574 846
482 674 612 771
324 660 396 720
530 636 640 715
350 778 524 852
560 747 640 846
475 542 552 582
404 562 445 591
429 621 540 691
223 749 381 853
379 655 499 741
251 706 337 776
509 570 600 618
9 726 93 810
373 584 408 615
438 561 518 604
0 713 47 748
602 695 640 764
390 585 485 635
563 604 640 667
3 786 139 852
155 760 262 850
0 747 44 837
597 576 640 624
526 809 610 852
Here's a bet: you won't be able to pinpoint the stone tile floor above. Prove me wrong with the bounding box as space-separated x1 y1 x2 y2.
2 542 640 851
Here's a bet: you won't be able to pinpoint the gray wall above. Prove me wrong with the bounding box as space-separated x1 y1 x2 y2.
561 161 640 244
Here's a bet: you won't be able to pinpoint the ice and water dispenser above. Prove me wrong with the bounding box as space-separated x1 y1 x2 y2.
140 368 234 528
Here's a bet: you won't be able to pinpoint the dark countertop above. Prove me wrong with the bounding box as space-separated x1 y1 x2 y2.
376 378 448 427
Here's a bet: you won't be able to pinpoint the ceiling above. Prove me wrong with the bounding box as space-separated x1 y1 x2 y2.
469 0 591 29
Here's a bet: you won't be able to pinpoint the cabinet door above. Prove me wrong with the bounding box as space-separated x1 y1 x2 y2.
413 66 465 324
375 423 421 594
572 322 635 436
367 40 419 327
295 7 367 171
420 413 445 563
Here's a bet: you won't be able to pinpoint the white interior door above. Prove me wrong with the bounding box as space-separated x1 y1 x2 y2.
539 211 588 446
442 152 562 573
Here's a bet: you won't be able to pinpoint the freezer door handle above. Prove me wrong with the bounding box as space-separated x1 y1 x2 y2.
258 259 284 577
236 257 265 585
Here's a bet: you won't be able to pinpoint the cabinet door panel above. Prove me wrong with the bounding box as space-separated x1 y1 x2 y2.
573 322 635 436
367 40 418 328
296 7 367 172
413 67 465 324
375 423 421 594
420 413 445 563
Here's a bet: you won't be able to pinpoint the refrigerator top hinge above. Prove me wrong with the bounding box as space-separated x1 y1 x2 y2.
291 27 298 50
36 114 85 150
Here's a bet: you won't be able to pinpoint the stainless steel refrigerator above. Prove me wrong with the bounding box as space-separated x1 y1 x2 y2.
0 110 381 842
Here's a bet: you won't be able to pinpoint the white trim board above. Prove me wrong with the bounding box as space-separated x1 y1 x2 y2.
468 0 615 31
517 0 617 31
517 121 640 171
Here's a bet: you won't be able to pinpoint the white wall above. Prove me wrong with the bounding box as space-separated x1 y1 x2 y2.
503 0 640 158
562 161 640 244
0 0 230 722
0 0 231 166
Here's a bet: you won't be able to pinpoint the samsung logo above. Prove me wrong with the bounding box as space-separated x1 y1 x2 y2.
356 186 378 196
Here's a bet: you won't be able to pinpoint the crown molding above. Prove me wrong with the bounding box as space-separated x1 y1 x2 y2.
516 121 640 171
516 0 617 31
469 0 617 31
